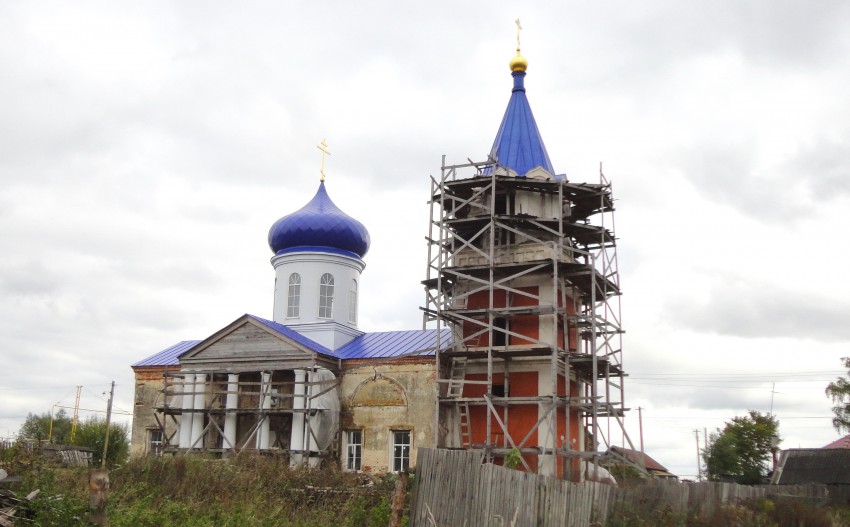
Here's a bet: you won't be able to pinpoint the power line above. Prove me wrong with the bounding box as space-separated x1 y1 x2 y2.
54 405 132 416
629 382 786 389
630 376 838 382
630 370 845 376
641 415 833 420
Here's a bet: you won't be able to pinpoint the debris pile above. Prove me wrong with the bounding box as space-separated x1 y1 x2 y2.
0 469 38 527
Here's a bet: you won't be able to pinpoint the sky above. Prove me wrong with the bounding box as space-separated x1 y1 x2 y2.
2 0 849 479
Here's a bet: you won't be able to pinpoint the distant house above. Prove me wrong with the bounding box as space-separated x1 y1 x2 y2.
608 446 677 479
771 446 850 503
771 434 850 486
822 435 850 449
771 448 850 485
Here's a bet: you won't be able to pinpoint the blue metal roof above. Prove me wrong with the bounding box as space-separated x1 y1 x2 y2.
335 329 452 360
268 181 371 258
132 340 201 367
488 70 554 177
133 321 449 368
246 314 338 358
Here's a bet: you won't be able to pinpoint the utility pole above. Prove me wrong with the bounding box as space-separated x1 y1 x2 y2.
90 381 114 526
48 403 58 443
694 429 701 481
70 385 82 442
770 382 776 415
637 407 645 453
101 381 115 469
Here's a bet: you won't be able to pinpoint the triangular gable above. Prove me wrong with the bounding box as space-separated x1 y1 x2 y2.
179 314 338 373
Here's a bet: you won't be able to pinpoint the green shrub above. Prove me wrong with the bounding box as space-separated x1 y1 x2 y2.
504 448 522 470
0 452 408 526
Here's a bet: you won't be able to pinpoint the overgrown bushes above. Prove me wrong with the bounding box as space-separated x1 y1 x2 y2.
607 496 845 527
0 451 405 526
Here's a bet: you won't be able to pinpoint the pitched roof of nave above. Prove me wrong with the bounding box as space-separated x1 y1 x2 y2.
132 314 450 367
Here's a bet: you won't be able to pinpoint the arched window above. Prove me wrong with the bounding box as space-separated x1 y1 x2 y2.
349 279 358 324
319 273 334 319
287 273 301 318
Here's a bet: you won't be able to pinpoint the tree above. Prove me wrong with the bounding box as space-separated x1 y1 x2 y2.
18 409 72 443
17 410 129 467
73 416 129 467
703 410 779 485
825 357 850 433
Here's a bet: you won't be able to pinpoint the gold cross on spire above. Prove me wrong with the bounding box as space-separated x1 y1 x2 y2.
317 138 331 182
515 18 522 53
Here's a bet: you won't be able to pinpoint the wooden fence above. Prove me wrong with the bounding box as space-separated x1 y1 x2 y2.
0 441 92 467
410 448 828 527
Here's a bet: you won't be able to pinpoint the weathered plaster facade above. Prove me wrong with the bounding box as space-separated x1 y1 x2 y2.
340 358 437 472
131 365 178 456
130 353 439 473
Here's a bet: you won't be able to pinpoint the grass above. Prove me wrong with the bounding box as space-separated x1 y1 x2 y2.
1 452 404 526
606 497 849 527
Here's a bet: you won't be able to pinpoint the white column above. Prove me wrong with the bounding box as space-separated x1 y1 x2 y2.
289 369 306 466
538 365 557 477
178 373 195 449
256 372 272 450
223 373 239 450
306 370 319 468
190 374 206 449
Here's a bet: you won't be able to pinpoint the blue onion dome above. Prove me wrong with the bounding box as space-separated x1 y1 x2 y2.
268 182 371 258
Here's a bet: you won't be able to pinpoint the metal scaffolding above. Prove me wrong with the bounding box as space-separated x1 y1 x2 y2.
152 369 339 458
423 157 638 478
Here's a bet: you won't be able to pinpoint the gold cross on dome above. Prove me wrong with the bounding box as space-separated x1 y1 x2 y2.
515 18 522 52
317 138 331 182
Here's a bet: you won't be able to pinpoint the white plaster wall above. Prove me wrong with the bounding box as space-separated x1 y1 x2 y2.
537 362 557 476
271 251 365 329
514 189 559 219
285 321 363 350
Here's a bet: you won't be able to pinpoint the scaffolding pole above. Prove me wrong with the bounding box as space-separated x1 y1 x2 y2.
423 158 637 478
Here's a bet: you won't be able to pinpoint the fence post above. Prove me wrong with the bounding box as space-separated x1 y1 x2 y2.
390 471 409 527
89 468 109 526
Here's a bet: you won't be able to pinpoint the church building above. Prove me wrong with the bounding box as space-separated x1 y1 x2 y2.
131 41 630 479
131 175 448 472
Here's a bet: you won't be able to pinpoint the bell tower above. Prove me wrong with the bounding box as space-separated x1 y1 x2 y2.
423 40 633 479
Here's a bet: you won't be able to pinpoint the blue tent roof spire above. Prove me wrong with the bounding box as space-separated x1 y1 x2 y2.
488 50 555 177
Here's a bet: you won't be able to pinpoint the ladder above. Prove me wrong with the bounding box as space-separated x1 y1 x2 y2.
458 402 472 448
446 358 472 447
446 357 467 398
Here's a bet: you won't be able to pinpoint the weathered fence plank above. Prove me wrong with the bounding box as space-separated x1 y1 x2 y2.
410 448 829 526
